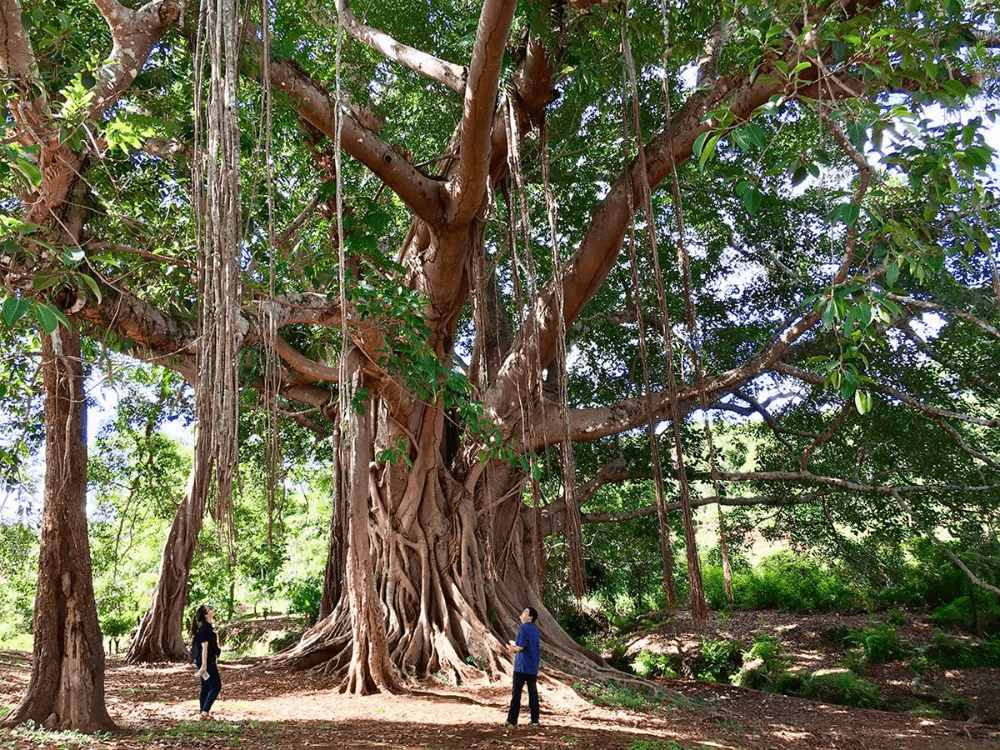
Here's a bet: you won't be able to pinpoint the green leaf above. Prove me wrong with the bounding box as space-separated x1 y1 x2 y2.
12 158 42 188
692 132 710 160
77 273 102 303
33 302 60 334
61 246 85 265
885 262 900 287
32 271 64 291
821 299 836 328
854 389 873 415
743 187 764 215
846 204 862 226
939 79 966 99
697 134 720 170
2 297 30 327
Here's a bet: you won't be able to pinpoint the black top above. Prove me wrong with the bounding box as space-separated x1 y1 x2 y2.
195 622 221 665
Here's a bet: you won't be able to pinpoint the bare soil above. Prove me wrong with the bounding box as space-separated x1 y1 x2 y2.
2 611 1000 749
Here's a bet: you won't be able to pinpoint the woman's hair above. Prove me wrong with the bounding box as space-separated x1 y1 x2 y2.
527 607 538 622
190 604 210 636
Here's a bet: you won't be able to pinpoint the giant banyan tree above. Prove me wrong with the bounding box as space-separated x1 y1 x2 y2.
2 0 999 719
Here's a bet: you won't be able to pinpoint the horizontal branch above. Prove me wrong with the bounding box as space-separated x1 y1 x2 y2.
335 0 466 94
581 491 832 525
773 361 1000 428
720 469 1000 496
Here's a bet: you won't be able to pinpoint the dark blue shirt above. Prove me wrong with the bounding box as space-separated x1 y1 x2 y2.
513 621 540 675
195 622 221 665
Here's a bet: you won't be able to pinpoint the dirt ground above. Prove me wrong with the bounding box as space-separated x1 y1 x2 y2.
3 611 1000 749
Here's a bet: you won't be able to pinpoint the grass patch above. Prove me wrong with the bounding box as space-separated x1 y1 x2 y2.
0 633 33 651
135 719 247 744
0 720 113 748
574 681 679 712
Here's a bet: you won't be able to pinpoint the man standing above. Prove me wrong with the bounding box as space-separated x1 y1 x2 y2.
505 606 541 726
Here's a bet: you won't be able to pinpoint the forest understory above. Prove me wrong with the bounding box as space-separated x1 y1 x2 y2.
3 609 1000 750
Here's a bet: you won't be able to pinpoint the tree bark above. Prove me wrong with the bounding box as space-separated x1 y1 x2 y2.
4 327 115 732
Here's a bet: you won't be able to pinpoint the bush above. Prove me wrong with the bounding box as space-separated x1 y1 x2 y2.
631 649 678 679
842 622 906 663
930 595 1000 633
284 574 322 625
574 681 660 711
704 553 861 613
605 639 633 673
734 634 792 691
689 637 744 683
798 670 883 709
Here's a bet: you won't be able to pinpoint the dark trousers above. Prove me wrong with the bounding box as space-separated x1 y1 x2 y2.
199 663 222 713
506 670 539 725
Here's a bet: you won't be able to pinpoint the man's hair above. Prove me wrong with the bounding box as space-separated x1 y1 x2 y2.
527 607 538 622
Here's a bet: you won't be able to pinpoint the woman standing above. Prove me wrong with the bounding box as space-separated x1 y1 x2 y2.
191 604 222 720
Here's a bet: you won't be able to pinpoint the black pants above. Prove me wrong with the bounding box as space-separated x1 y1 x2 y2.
506 670 539 725
199 662 222 713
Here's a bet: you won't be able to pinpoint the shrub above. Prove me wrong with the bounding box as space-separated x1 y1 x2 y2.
605 639 633 673
930 595 1000 633
798 670 883 709
574 681 661 711
284 574 322 624
705 553 861 613
842 622 906 663
689 637 744 683
631 649 678 679
734 634 792 691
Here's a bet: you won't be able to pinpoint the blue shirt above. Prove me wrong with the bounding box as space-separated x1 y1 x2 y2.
195 622 221 666
513 621 541 675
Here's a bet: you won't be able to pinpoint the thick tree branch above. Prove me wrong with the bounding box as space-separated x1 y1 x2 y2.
261 56 445 224
447 0 518 225
335 0 466 94
0 0 48 126
89 0 181 115
696 19 732 88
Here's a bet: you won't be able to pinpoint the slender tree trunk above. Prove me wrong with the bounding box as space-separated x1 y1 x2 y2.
340 353 399 693
125 465 207 663
318 425 345 623
717 503 734 605
5 328 114 732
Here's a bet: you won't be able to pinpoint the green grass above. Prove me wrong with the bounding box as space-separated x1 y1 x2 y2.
0 633 33 651
0 720 113 749
574 680 677 712
133 719 266 745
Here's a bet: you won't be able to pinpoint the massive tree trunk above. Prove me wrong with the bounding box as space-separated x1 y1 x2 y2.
281 328 615 690
125 465 207 663
4 328 115 732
